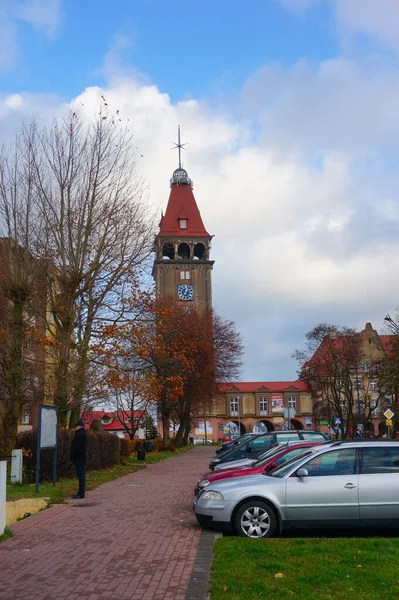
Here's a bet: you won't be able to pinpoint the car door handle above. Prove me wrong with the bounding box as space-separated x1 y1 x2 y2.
344 483 356 489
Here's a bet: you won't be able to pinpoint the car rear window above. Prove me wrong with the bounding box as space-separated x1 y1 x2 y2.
275 433 300 442
301 432 327 441
250 436 274 450
360 446 399 474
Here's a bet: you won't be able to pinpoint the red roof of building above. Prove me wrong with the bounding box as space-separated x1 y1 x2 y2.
159 184 210 237
218 381 309 393
82 410 146 431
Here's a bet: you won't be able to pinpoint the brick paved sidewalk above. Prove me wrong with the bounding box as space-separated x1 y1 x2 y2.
0 446 215 600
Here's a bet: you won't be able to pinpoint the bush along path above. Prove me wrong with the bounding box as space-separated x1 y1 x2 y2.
0 445 216 600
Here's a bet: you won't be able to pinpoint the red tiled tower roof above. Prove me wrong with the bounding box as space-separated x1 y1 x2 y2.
159 175 210 237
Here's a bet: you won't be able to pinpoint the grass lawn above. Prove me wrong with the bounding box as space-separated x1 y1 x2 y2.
211 535 399 600
6 446 192 504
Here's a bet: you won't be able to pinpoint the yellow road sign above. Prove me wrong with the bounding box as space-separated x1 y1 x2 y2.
386 419 393 426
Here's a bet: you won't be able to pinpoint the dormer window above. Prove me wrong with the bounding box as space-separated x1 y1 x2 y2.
179 219 187 229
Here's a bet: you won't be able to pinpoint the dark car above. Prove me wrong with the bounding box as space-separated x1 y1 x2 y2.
209 430 328 470
216 433 257 455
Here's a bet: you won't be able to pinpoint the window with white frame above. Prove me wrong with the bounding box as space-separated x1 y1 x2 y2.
230 397 239 416
370 380 377 391
259 397 268 415
179 219 187 229
180 271 191 280
363 364 369 372
288 396 297 410
354 381 361 391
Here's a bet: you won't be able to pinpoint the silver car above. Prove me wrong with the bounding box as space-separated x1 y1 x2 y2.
194 441 399 538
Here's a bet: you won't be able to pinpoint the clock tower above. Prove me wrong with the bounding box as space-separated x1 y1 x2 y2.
152 128 214 310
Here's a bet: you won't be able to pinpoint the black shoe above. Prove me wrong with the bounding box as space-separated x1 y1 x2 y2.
72 494 84 499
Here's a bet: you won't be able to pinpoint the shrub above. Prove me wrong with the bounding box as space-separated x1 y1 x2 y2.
16 429 121 483
119 438 130 460
128 437 164 455
89 418 103 432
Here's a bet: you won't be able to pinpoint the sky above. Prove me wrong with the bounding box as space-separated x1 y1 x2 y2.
1 0 399 381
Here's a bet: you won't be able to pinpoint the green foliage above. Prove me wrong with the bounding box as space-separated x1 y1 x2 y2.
211 536 399 600
0 527 13 543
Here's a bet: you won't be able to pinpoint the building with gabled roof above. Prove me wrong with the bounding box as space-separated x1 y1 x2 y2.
82 410 147 439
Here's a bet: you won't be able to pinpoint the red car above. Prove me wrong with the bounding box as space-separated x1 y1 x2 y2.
194 441 324 496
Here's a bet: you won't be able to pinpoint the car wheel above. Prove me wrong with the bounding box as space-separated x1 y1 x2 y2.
234 500 277 539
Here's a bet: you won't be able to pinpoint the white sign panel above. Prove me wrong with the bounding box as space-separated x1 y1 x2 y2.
40 406 58 448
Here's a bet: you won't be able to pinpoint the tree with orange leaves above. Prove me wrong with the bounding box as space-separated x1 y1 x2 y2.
93 287 243 447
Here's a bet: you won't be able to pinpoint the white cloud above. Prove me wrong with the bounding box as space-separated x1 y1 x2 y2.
280 0 399 54
1 48 399 378
15 0 62 37
0 0 62 69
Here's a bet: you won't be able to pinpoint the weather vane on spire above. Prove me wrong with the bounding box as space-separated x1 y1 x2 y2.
172 125 187 169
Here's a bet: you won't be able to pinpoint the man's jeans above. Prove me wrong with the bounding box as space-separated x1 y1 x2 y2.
74 460 86 497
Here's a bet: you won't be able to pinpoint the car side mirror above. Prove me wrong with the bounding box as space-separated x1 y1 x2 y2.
296 468 309 478
265 462 277 472
246 443 251 452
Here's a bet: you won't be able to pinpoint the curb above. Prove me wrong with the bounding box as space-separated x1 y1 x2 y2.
185 529 222 600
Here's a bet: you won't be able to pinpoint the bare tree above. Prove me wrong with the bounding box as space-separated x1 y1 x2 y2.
23 110 154 425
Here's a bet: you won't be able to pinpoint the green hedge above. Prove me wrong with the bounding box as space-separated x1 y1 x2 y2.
16 429 121 483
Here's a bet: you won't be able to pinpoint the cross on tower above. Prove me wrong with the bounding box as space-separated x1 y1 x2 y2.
172 125 187 169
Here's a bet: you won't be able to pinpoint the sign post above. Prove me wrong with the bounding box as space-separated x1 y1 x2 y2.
35 405 58 493
384 409 395 438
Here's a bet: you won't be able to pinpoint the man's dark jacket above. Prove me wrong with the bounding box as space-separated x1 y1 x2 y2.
70 428 88 463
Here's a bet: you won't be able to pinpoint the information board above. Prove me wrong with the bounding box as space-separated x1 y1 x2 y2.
40 406 58 448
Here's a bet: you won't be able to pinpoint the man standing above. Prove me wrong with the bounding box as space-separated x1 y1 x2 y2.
70 419 88 499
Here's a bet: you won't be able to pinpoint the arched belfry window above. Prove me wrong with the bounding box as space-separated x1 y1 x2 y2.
194 242 205 260
162 243 174 260
177 242 190 260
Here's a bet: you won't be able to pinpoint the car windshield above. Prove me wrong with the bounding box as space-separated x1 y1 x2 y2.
268 450 316 478
252 443 288 467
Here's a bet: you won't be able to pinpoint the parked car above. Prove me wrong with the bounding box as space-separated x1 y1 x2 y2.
194 441 399 538
194 440 324 495
213 440 322 471
215 433 257 455
209 430 328 470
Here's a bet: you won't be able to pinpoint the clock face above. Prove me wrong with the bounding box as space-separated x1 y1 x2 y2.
177 284 194 301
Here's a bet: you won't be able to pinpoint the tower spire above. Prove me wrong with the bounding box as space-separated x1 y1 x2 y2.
172 125 187 169
170 125 193 188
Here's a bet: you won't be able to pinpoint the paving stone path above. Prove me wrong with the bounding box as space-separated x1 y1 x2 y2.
0 446 215 600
